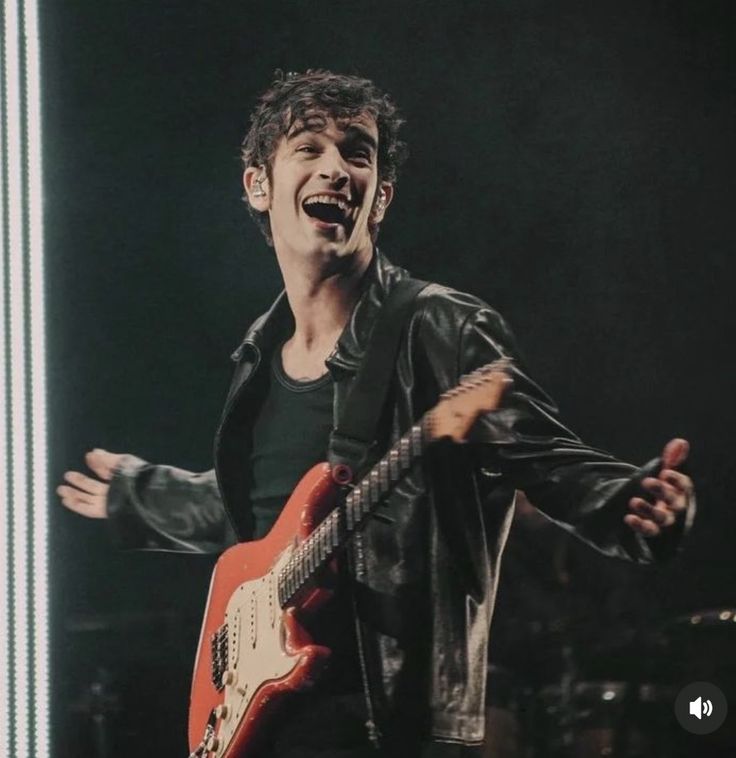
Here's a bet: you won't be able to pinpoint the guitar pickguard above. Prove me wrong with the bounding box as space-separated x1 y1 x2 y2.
211 547 298 756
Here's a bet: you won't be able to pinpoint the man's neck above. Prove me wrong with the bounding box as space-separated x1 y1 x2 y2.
275 245 373 380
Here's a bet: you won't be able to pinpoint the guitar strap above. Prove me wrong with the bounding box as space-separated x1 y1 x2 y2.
328 276 429 481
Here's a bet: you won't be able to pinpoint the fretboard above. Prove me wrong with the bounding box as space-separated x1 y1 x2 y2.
276 419 428 607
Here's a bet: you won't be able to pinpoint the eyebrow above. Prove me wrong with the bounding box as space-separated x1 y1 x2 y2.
345 126 378 152
286 124 377 152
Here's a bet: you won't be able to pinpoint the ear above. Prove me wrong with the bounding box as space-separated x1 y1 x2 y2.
370 182 394 224
243 167 270 212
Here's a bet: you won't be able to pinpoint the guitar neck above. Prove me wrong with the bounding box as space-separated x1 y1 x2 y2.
275 357 511 608
276 418 429 607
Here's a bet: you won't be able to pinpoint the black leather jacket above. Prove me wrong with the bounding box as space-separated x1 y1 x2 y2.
107 250 689 747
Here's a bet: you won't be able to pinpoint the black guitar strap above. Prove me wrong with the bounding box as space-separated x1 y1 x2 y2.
328 277 429 481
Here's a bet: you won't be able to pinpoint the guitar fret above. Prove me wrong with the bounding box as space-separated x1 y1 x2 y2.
306 548 314 576
364 479 372 510
411 424 423 455
389 448 400 480
378 459 389 492
324 521 331 556
344 496 353 531
295 560 303 589
399 436 410 466
368 471 377 504
281 570 288 604
320 523 329 561
314 526 323 564
287 573 296 601
287 561 296 597
354 490 363 527
330 510 339 551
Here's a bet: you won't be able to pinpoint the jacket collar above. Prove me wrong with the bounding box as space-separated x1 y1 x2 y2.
232 248 409 373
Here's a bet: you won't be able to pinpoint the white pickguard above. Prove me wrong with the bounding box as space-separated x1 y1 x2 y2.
213 546 299 756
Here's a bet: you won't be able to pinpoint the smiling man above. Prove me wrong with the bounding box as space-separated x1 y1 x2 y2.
242 105 393 385
58 70 694 757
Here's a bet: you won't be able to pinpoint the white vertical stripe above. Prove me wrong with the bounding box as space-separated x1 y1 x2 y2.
0 8 11 752
4 0 31 756
24 0 48 753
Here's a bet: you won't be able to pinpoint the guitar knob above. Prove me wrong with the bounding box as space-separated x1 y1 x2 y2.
221 670 236 687
215 704 229 720
205 736 220 753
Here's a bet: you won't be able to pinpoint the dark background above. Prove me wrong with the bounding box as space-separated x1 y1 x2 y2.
42 0 735 755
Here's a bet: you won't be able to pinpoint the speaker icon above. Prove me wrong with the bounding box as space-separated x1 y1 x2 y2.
689 696 714 719
676 682 726 734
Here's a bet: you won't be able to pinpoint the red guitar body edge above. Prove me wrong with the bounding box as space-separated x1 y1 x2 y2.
188 462 340 756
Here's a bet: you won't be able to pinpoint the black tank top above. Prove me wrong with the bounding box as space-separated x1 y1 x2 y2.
247 344 363 698
249 345 334 538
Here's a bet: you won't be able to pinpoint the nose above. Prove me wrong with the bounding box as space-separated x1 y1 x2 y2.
318 147 350 188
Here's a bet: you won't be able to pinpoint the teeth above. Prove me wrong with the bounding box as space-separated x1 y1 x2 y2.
303 194 350 213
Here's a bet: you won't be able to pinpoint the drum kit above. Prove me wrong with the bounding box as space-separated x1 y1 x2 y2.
483 607 736 758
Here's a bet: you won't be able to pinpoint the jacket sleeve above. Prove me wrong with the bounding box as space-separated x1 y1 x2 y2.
455 304 695 563
106 454 236 553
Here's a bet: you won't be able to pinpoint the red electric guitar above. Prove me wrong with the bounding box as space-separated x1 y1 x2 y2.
188 360 512 757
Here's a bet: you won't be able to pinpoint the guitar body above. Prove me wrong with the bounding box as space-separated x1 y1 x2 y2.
188 462 339 757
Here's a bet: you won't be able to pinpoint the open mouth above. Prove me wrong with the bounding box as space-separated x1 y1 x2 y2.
302 194 354 228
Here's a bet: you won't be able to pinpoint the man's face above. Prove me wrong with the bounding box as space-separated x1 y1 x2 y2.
245 112 392 264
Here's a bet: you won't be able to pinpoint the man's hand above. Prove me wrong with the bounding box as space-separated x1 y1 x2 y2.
57 448 124 519
624 438 693 537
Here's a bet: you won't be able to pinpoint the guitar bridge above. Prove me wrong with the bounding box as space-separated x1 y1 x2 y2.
211 623 229 691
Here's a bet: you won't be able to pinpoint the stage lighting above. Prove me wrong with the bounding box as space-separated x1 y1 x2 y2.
1 0 48 755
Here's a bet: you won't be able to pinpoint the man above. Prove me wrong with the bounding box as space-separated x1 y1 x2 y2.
58 70 694 756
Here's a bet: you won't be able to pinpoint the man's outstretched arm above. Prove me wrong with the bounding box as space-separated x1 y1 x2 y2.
58 449 234 553
457 305 695 561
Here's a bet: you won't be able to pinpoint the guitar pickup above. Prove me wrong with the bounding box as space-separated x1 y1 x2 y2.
211 623 229 691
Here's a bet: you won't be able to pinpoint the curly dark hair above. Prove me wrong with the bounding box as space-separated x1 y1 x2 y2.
241 69 407 244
